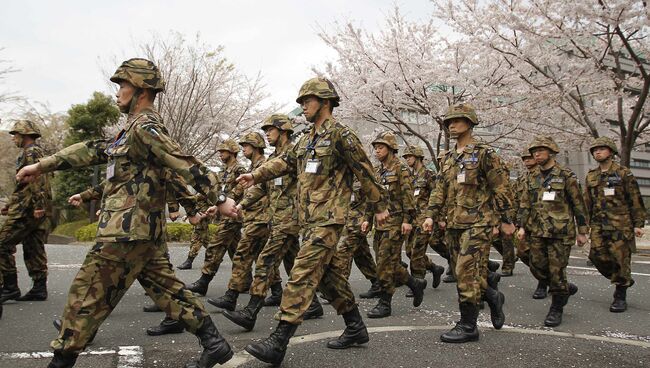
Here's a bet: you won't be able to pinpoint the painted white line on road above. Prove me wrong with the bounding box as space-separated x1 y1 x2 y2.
566 265 650 277
0 348 115 360
48 263 83 269
426 253 650 268
117 346 143 368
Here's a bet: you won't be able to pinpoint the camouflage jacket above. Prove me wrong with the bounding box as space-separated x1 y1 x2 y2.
240 141 298 234
345 180 369 233
38 107 222 242
4 144 53 219
427 138 513 229
367 155 415 231
241 155 270 225
584 162 646 233
518 163 589 239
411 163 436 226
213 160 246 224
250 118 386 228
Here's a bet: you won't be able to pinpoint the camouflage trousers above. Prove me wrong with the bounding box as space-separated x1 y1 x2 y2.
51 238 208 354
337 228 378 281
374 228 410 296
201 221 241 276
492 232 516 273
406 227 444 279
446 227 493 306
279 224 356 324
0 216 51 282
187 217 210 259
588 227 634 287
515 236 531 267
528 236 573 295
227 222 270 293
250 230 300 297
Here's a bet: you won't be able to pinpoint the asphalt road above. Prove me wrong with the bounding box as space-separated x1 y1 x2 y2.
1 243 648 368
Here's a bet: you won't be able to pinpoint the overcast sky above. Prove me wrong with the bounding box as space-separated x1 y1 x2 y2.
0 0 433 118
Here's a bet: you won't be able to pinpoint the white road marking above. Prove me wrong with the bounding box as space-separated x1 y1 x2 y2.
0 348 115 360
117 346 143 368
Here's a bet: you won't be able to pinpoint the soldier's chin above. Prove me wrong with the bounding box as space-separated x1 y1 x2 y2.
118 105 129 113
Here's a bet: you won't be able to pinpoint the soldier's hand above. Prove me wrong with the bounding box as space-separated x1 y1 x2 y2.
500 223 516 237
187 213 204 225
438 221 446 231
401 223 413 236
16 163 42 183
169 211 180 221
517 227 526 241
95 210 101 217
375 209 390 227
422 218 433 233
492 226 500 236
33 209 46 218
0 207 8 216
634 227 644 237
68 194 83 207
217 197 238 218
236 173 255 189
576 233 588 247
361 221 370 234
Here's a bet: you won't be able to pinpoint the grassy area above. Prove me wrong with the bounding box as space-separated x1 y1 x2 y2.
52 219 91 238
73 221 218 242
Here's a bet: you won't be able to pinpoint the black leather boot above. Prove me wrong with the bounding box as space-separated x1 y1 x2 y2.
184 316 233 368
222 295 265 331
367 293 392 319
440 302 480 343
264 282 282 306
429 264 445 289
143 303 163 312
544 294 568 327
47 351 78 368
610 285 627 313
406 276 427 307
245 320 298 365
488 260 500 272
487 271 501 291
207 289 238 311
326 306 369 349
53 319 97 345
532 280 548 299
483 287 505 329
147 317 185 336
16 277 47 301
442 267 457 283
0 273 21 303
359 279 381 299
304 295 324 320
177 256 195 270
187 273 214 296
0 303 3 319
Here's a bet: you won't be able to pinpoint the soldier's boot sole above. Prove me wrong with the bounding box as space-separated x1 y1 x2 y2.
222 309 256 331
431 265 445 289
207 297 236 311
146 319 185 336
326 328 369 349
0 289 21 303
442 274 457 283
440 325 479 343
16 291 47 301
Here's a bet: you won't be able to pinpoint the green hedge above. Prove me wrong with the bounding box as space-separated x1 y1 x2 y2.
73 222 218 242
52 219 91 237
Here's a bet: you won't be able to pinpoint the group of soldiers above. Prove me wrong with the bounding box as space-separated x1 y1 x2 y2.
0 57 645 368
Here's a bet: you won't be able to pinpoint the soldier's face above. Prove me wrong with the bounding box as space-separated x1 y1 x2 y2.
522 156 536 169
265 127 281 146
116 81 136 113
531 147 551 165
592 147 612 162
218 150 232 163
373 143 390 162
241 144 254 159
301 96 321 123
404 155 417 167
447 118 471 138
11 133 24 148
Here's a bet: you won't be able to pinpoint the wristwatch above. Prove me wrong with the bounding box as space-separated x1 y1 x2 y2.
216 194 227 205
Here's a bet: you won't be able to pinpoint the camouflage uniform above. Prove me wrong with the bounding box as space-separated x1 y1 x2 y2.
491 176 517 275
513 166 532 267
0 120 52 302
36 59 233 365
187 196 211 259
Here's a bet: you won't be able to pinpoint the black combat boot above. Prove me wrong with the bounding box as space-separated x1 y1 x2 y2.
53 319 97 345
47 351 78 368
544 294 568 327
177 256 195 270
610 285 628 313
0 303 3 319
487 271 501 291
487 260 500 272
440 302 480 343
326 306 369 349
207 289 238 311
184 316 234 368
428 264 445 289
359 279 381 299
304 295 324 320
442 267 456 283
264 282 282 306
367 293 392 319
0 273 21 303
483 287 506 329
143 303 163 312
222 295 265 331
406 276 427 307
532 280 548 299
245 320 298 365
16 277 47 301
147 317 184 336
187 273 214 296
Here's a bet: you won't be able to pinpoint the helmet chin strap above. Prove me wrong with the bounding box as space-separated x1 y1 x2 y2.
308 100 326 123
128 89 143 115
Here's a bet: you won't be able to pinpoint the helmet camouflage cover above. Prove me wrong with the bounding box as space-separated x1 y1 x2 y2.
520 146 533 159
296 77 340 107
217 139 240 154
239 132 266 149
443 103 479 126
371 131 399 151
402 145 424 158
589 137 618 155
261 114 294 134
9 119 41 138
528 135 560 154
110 58 165 92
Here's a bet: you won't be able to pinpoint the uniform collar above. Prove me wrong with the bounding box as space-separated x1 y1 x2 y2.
311 117 335 138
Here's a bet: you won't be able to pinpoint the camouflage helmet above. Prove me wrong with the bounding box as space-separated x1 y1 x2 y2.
443 103 479 127
528 136 560 154
261 114 294 134
216 139 240 154
589 137 618 155
110 58 165 93
402 145 424 159
520 147 533 159
9 119 41 138
296 77 340 107
371 131 399 151
239 132 266 149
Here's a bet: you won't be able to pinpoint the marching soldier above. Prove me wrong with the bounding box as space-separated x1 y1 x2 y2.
517 136 588 327
584 137 645 313
176 194 211 270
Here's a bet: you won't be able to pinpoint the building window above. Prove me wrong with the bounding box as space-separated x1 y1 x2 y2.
636 178 650 186
630 159 650 169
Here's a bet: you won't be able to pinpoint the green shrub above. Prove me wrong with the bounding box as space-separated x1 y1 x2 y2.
75 222 99 241
72 221 217 242
52 219 91 237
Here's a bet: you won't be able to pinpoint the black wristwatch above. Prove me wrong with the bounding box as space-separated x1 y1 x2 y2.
216 194 227 205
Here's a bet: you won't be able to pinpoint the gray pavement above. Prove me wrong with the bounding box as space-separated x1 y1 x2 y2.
1 243 649 368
